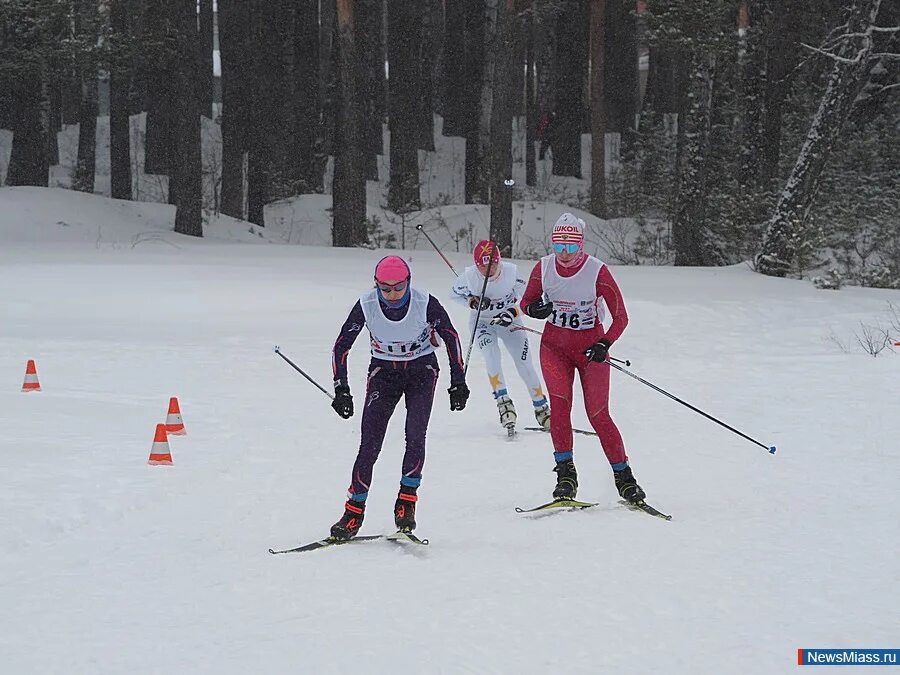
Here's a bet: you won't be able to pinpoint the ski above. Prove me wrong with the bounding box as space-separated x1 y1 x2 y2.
524 426 596 436
386 531 430 545
619 499 673 521
268 534 384 555
515 498 600 513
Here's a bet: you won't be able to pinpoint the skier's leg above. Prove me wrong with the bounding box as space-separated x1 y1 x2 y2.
476 321 508 400
478 322 515 427
540 335 579 498
332 365 404 539
578 358 646 502
540 337 575 457
396 359 440 531
348 364 404 500
499 323 549 424
578 359 626 464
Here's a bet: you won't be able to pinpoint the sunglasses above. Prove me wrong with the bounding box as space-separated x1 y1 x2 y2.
552 243 580 254
376 279 408 292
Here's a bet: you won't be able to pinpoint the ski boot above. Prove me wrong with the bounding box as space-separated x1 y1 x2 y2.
330 500 365 540
497 394 517 430
394 486 418 533
614 465 646 504
552 459 578 499
533 403 551 430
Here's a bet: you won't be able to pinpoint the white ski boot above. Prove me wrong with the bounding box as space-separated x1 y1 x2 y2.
534 403 551 430
497 394 517 437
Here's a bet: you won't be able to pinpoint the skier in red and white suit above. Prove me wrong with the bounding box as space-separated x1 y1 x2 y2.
513 213 646 503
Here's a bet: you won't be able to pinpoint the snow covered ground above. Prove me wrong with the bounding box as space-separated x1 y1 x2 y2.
2 188 899 674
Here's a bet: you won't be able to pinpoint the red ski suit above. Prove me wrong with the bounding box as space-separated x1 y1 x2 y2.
520 256 629 463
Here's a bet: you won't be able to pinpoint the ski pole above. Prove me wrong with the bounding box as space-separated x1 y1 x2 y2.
273 346 334 400
415 224 460 276
462 240 498 376
608 362 776 454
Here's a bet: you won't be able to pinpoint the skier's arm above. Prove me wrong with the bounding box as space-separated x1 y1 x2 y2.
597 265 628 343
519 261 544 311
450 276 473 307
427 295 466 385
331 301 366 386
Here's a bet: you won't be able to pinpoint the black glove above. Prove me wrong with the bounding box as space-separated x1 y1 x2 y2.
524 299 554 319
331 384 354 418
584 339 611 363
448 383 470 411
468 296 490 311
490 308 517 327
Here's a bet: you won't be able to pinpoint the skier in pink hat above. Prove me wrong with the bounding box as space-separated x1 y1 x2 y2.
328 255 469 540
519 213 648 505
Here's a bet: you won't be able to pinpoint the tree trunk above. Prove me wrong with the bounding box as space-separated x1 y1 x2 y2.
442 0 468 137
319 0 337 160
463 0 486 202
738 0 767 186
672 53 721 266
357 0 384 180
199 0 214 119
219 0 253 217
760 0 793 184
143 0 176 177
589 0 607 218
475 0 499 200
490 0 516 255
170 0 202 235
388 0 422 211
333 0 367 246
6 76 48 187
109 0 133 200
757 0 884 276
643 44 679 115
604 0 638 146
551 0 585 177
72 0 99 193
294 0 322 192
246 0 294 224
525 3 536 186
418 1 436 151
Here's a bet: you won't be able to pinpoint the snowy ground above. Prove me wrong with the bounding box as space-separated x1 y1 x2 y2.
2 189 899 674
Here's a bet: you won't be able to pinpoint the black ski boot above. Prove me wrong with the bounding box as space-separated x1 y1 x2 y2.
330 500 365 540
394 486 418 532
614 465 646 504
552 459 578 499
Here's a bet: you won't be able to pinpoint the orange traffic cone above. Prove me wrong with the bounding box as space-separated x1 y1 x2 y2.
165 397 186 435
21 359 41 392
148 424 173 465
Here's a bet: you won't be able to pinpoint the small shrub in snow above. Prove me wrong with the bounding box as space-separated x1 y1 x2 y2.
812 269 843 290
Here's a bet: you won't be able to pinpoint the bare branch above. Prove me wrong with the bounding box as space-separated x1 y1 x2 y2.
800 42 867 64
870 52 900 59
870 25 900 32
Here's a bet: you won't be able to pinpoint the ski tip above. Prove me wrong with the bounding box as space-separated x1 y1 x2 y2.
415 224 423 230
769 445 777 455
267 548 277 554
514 507 525 513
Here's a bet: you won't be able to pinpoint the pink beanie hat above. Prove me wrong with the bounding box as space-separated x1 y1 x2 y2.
374 255 410 282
